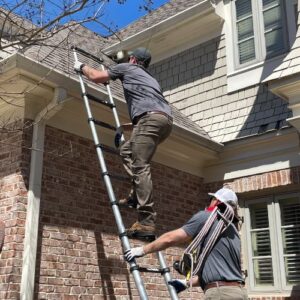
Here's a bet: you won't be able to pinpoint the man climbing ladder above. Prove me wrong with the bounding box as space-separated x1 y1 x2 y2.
72 46 178 300
74 47 173 238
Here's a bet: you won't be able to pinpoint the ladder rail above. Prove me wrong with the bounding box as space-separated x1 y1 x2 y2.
157 251 179 300
72 47 179 300
73 48 149 300
100 65 124 141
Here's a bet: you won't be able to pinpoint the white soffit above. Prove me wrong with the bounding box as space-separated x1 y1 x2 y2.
104 1 223 64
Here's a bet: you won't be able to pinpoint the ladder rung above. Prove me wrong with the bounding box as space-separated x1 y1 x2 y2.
85 93 115 109
71 46 103 63
136 267 170 274
89 118 116 131
96 144 119 155
108 174 129 181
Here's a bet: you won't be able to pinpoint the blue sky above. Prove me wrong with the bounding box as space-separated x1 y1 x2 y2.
8 0 170 37
87 0 170 36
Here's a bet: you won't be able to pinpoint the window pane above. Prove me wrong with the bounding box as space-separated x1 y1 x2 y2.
236 0 252 20
238 39 256 64
285 256 300 284
235 0 256 65
250 204 269 229
249 203 274 286
253 258 274 285
280 198 300 285
263 5 282 30
262 0 285 57
251 230 271 256
263 0 280 8
265 28 284 56
237 17 254 40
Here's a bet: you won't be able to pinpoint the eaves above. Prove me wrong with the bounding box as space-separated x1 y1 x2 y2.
103 0 214 55
0 52 223 154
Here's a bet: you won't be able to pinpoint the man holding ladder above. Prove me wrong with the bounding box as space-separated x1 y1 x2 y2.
125 187 248 300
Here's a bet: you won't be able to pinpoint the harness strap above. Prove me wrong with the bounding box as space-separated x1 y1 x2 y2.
180 203 235 287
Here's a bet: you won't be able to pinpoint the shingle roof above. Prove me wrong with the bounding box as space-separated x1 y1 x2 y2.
1 20 213 142
264 6 300 82
107 0 201 44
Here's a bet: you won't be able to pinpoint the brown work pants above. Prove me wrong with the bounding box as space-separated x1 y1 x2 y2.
120 113 172 226
204 286 248 300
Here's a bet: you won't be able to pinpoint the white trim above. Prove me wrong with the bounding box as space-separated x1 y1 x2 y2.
244 197 278 293
274 193 300 291
227 53 290 93
20 88 69 300
103 1 212 54
244 193 300 295
151 27 222 64
203 128 300 183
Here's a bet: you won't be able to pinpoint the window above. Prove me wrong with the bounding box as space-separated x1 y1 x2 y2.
294 0 298 26
224 0 297 92
244 193 300 292
233 0 288 68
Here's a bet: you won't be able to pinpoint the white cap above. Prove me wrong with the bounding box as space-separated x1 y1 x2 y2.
208 188 238 204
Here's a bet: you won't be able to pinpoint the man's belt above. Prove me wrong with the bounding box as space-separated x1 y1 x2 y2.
132 111 173 125
204 281 245 292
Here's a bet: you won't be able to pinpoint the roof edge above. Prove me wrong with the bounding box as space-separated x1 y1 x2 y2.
103 0 213 54
1 52 222 153
172 122 224 153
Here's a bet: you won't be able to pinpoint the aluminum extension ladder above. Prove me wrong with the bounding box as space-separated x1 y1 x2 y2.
72 46 179 300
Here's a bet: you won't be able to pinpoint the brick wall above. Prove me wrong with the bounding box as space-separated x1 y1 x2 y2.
205 167 300 300
205 167 300 194
150 36 291 143
0 121 32 299
1 124 300 299
34 125 206 300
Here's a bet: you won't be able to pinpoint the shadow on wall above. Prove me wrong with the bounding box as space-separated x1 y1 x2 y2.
236 14 298 139
236 85 292 139
33 223 131 300
30 126 205 299
150 35 222 103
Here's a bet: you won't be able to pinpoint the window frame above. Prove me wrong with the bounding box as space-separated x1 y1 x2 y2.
244 197 280 293
243 192 300 294
274 193 300 291
232 0 289 70
224 0 297 93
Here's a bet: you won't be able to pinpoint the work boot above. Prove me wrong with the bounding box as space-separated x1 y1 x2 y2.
126 221 156 241
118 196 138 209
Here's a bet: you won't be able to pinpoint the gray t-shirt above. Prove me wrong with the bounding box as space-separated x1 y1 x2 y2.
107 63 172 120
182 209 244 289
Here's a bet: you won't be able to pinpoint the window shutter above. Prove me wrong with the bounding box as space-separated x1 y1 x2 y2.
250 204 274 286
280 199 300 284
235 0 256 64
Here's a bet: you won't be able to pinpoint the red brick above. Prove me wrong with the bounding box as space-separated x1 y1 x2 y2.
3 122 299 300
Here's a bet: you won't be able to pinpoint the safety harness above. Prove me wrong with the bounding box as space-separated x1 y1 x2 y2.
177 202 235 286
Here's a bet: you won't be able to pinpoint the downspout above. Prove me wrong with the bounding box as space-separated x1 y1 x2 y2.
20 87 69 300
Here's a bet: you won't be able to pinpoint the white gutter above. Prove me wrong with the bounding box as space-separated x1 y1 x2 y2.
104 0 213 54
20 87 70 300
2 53 222 151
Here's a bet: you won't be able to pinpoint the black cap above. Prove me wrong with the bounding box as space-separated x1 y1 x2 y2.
128 47 151 68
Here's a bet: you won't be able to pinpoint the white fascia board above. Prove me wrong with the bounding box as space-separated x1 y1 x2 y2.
1 52 122 103
203 127 300 182
103 0 213 54
172 124 223 154
1 52 222 154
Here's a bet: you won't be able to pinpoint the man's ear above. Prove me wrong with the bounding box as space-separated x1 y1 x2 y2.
131 56 138 64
